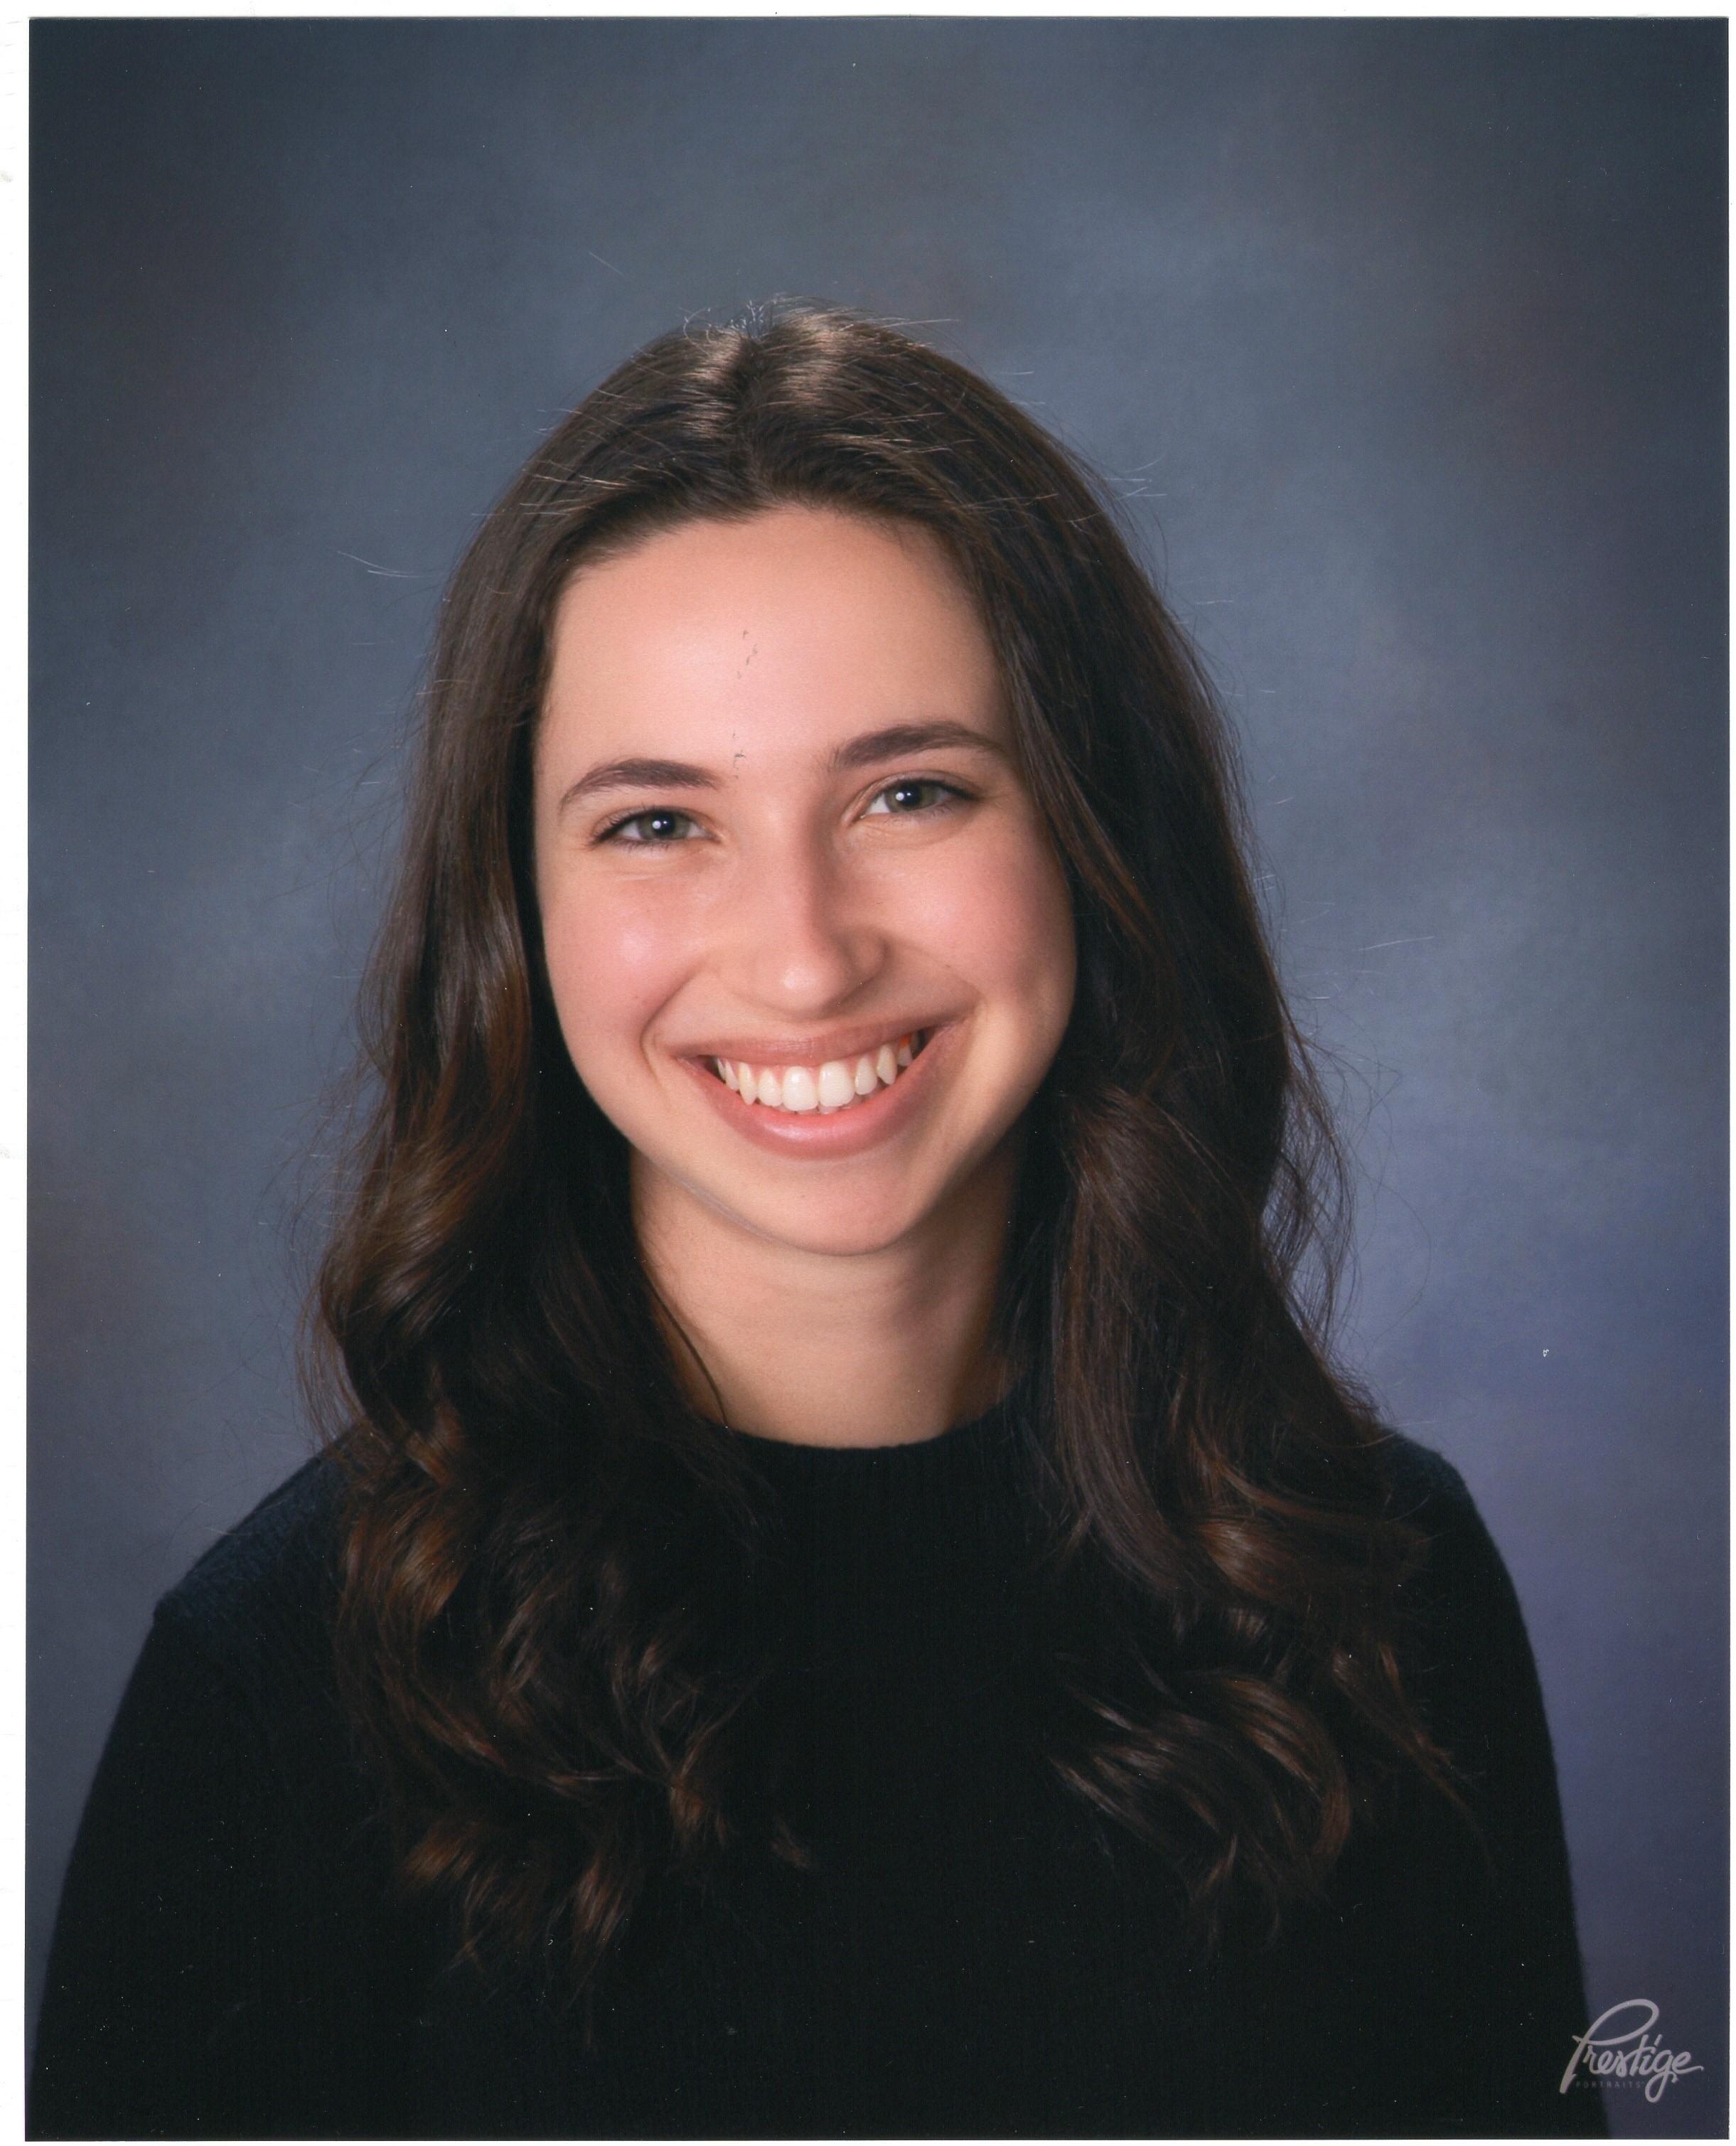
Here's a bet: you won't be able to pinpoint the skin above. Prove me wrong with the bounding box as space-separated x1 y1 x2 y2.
532 505 1077 1447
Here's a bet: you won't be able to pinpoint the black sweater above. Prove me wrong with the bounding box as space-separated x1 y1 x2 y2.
31 1411 1607 2138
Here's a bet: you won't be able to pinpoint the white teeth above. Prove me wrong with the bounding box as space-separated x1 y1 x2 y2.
816 1060 855 1110
780 1065 819 1112
717 1030 928 1113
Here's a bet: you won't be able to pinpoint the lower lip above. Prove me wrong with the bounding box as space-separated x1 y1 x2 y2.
680 1028 953 1157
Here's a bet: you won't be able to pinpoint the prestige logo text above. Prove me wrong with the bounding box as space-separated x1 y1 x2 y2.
1560 2000 1703 2103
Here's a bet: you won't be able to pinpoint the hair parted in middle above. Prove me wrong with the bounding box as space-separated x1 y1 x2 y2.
310 301 1469 2017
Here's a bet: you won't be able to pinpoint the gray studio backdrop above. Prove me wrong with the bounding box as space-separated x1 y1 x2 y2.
31 20 1727 2134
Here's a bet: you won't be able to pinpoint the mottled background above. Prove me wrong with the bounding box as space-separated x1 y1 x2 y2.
30 20 1727 2133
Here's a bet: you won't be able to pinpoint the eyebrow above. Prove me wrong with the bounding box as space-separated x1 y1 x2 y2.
557 757 722 813
827 721 1009 773
555 722 1007 816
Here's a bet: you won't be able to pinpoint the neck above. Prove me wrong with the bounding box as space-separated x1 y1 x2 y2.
633 1149 1019 1448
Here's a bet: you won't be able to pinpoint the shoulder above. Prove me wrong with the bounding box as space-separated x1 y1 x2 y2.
1371 1426 1509 1598
1371 1425 1477 1524
151 1449 346 1714
1373 1424 1517 1571
1367 1431 1548 1721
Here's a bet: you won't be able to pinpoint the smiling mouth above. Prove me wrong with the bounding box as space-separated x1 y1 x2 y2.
707 1030 931 1115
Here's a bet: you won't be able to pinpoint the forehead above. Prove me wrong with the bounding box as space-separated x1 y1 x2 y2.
540 506 1006 765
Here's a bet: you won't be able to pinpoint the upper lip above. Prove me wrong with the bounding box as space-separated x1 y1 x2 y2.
673 1019 943 1065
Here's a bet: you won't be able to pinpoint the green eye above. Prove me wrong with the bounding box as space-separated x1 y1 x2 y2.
867 779 963 816
604 809 701 845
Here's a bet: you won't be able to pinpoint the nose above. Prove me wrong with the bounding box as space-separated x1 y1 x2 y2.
721 824 886 1017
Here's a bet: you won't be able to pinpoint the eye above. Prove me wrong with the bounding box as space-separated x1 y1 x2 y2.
598 808 704 846
863 778 968 818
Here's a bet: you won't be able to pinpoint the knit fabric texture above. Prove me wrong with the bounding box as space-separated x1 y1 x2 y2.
31 1410 1607 2138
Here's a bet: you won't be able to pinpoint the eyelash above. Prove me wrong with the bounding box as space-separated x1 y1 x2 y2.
596 807 704 847
595 778 972 847
862 777 970 818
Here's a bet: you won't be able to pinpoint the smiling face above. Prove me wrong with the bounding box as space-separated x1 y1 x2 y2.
532 504 1077 1263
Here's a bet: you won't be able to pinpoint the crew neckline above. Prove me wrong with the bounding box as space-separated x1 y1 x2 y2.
724 1391 1015 1468
728 1391 1030 1575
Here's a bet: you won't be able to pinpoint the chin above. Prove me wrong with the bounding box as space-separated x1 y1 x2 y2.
624 1106 1032 1266
702 1181 940 1261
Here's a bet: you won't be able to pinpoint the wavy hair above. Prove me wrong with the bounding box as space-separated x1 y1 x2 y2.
309 303 1467 2016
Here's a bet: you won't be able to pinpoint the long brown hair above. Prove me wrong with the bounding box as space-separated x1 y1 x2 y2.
309 302 1464 2012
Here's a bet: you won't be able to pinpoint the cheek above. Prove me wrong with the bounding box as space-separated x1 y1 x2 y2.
540 887 698 1063
912 836 1076 1027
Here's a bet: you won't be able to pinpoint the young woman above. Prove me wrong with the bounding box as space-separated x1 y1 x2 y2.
33 306 1604 2139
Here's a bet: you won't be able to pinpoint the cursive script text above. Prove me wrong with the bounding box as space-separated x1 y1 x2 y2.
1560 2000 1703 2104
